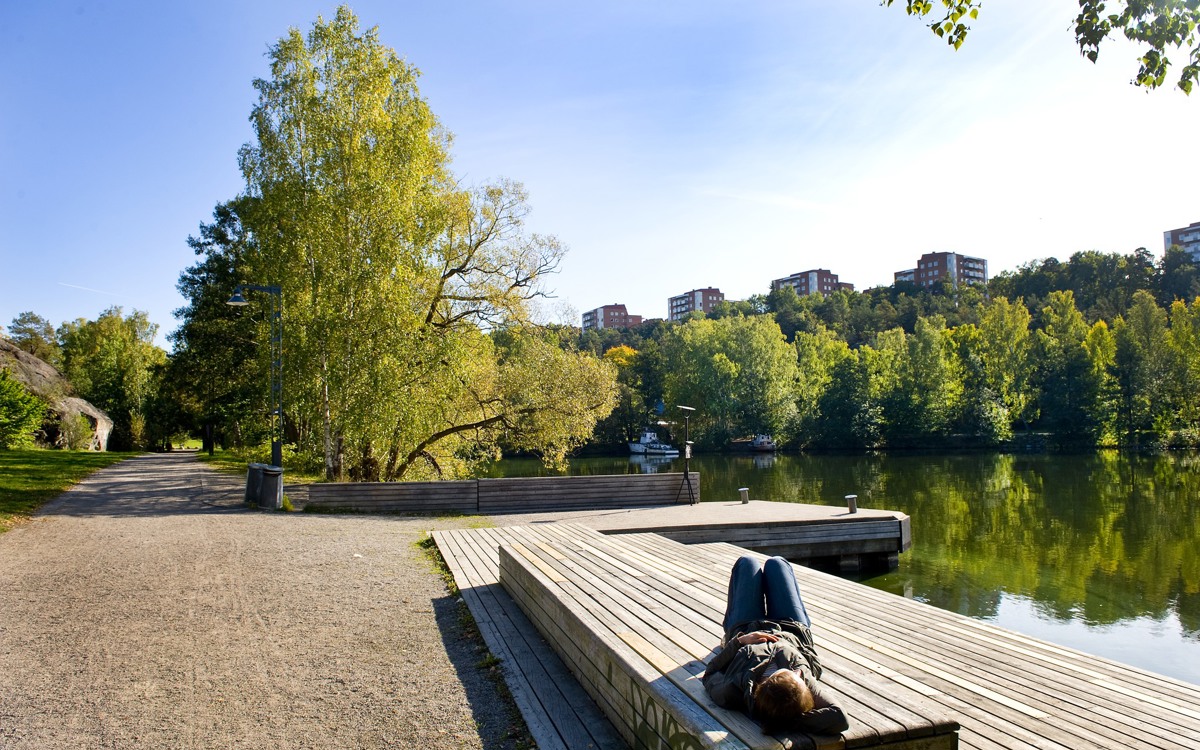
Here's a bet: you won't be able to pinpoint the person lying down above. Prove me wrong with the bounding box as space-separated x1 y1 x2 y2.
703 555 849 736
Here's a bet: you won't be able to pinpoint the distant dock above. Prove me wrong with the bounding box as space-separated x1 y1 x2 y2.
481 499 910 571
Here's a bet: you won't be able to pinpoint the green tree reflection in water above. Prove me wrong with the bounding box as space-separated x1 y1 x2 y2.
488 451 1200 681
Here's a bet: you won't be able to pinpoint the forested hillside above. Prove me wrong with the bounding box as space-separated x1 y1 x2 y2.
580 246 1200 451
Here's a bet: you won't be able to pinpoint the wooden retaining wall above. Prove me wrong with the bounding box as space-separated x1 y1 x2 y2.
292 471 700 515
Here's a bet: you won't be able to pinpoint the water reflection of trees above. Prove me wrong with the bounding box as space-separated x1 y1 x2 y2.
489 451 1199 637
764 451 1200 636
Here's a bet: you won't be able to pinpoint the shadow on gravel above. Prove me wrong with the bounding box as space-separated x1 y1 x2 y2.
432 590 535 750
37 452 253 518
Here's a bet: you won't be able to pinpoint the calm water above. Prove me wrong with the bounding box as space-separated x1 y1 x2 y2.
484 451 1200 685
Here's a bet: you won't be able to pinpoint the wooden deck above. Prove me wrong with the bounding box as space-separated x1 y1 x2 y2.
497 523 958 749
433 525 1200 750
478 500 911 571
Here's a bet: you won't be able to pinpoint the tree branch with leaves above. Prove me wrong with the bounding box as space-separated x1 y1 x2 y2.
887 0 1200 92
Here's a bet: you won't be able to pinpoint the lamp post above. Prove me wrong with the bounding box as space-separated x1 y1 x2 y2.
677 405 696 505
227 284 283 469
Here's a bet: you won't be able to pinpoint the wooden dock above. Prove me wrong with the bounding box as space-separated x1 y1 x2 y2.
433 524 1200 750
477 500 911 571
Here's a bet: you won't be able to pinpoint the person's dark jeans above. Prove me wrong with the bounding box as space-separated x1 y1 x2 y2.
722 555 811 634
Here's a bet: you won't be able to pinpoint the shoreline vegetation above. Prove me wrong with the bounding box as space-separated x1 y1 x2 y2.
581 284 1200 459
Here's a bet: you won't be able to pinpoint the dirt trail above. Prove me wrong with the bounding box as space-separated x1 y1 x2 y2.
0 453 524 750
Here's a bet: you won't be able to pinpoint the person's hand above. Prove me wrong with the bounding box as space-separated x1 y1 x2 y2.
736 631 779 645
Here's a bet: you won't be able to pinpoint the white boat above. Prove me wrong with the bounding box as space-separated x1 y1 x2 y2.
731 434 777 452
629 427 680 456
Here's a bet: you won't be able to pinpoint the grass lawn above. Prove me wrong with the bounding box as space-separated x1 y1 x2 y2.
0 449 134 533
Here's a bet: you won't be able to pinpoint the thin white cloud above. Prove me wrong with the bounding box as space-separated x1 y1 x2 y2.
58 282 119 297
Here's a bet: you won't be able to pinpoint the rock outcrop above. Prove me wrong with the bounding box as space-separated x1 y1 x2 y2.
0 338 113 450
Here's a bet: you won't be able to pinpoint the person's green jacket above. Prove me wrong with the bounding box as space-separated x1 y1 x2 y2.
702 618 849 736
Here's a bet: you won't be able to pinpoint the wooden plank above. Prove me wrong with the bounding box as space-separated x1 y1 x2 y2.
433 528 622 750
506 537 758 748
307 472 704 514
811 603 1200 748
743 556 1200 745
577 537 957 749
681 541 1200 750
600 535 964 744
499 527 957 750
499 543 749 749
664 545 1105 749
496 530 739 744
470 529 629 748
432 530 572 749
442 526 1200 750
670 547 1089 750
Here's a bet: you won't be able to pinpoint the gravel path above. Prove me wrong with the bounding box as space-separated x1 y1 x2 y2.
0 452 530 750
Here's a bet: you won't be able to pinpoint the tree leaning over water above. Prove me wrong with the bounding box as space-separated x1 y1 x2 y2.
216 7 615 480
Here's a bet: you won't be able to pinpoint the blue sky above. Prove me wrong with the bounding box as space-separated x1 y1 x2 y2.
2 1 1197 347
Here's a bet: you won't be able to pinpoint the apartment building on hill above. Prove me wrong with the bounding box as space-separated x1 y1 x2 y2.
1164 220 1200 260
582 304 642 331
895 252 988 289
771 269 854 296
668 288 724 321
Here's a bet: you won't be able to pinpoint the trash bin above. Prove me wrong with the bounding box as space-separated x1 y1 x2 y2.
259 465 284 511
244 463 266 506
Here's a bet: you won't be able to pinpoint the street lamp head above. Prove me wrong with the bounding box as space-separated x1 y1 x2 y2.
226 290 249 306
677 405 695 414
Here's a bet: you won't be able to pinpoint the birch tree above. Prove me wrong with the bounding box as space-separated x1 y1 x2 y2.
233 7 613 479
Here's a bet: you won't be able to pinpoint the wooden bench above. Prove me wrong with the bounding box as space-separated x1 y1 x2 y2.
295 472 699 514
497 524 959 750
477 473 699 514
298 479 478 513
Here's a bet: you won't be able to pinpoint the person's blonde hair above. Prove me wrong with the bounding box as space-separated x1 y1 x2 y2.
752 669 814 734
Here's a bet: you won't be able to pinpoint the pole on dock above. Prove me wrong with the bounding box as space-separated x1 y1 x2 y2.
677 405 697 505
846 494 858 513
739 487 749 504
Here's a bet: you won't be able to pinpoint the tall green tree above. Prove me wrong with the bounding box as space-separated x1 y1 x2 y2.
1157 246 1200 305
1165 297 1200 436
900 315 963 441
977 297 1034 428
7 312 60 367
587 345 646 448
1065 249 1156 321
812 351 877 449
1111 290 1172 442
1084 319 1119 443
171 199 265 455
58 307 165 450
662 315 798 447
233 7 614 479
951 323 1012 443
767 286 821 341
1034 291 1101 443
793 326 853 444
